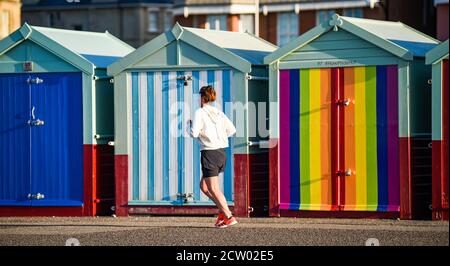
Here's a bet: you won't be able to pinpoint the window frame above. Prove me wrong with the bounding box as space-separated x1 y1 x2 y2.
147 9 160 33
277 12 299 47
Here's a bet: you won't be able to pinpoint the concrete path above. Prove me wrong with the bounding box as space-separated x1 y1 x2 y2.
0 217 448 246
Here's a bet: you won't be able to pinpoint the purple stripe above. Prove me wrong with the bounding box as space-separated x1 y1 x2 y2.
386 65 400 211
279 70 291 208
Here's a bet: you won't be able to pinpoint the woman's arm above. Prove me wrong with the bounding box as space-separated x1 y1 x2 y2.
189 109 204 138
223 114 236 137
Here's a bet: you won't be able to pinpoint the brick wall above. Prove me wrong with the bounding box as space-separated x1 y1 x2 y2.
436 4 449 40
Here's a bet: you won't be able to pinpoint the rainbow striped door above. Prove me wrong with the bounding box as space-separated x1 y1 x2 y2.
279 66 401 212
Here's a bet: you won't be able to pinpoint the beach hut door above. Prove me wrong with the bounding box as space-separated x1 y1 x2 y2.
279 66 400 212
0 73 83 207
129 70 234 206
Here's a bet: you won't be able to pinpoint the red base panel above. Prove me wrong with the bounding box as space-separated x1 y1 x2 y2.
269 140 280 217
280 210 399 219
0 207 83 217
115 155 129 217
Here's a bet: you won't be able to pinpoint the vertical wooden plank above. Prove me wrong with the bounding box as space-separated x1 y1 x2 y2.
365 66 378 211
320 68 332 210
354 66 367 210
279 70 291 209
376 66 388 211
386 65 400 211
309 69 322 210
289 69 300 210
343 67 356 210
299 69 311 209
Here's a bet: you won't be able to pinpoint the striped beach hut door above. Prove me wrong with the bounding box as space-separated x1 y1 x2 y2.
279 65 400 212
130 69 234 206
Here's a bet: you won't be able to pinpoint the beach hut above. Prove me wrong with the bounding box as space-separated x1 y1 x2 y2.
264 14 439 220
426 40 449 220
0 24 134 216
107 23 277 217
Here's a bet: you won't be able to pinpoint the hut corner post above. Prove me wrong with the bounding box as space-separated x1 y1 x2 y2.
113 72 130 217
268 63 280 217
399 62 413 220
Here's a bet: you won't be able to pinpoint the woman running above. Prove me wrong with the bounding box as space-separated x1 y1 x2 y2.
188 85 237 228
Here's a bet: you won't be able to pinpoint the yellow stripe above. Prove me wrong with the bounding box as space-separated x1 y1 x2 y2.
309 69 322 210
354 67 367 210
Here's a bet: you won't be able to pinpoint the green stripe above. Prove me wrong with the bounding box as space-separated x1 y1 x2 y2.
365 66 378 210
299 69 311 209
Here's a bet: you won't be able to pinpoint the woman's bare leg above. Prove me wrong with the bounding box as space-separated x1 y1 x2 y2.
204 176 232 218
200 177 221 211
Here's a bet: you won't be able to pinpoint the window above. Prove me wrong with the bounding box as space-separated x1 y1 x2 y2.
343 8 363 18
0 11 9 40
164 11 173 31
277 12 299 47
148 10 159 32
239 14 254 34
206 15 227 31
316 9 335 25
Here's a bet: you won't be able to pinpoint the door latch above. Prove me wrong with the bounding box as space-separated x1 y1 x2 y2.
177 75 192 86
28 106 45 126
177 193 194 203
337 169 353 177
27 77 44 84
337 98 352 106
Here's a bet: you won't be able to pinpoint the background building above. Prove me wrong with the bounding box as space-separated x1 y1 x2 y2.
434 0 448 40
0 0 21 40
21 0 173 48
173 0 386 46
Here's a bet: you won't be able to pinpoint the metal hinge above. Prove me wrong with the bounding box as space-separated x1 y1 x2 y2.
27 193 45 200
27 77 44 84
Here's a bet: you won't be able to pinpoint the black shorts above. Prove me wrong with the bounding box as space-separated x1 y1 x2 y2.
201 148 227 178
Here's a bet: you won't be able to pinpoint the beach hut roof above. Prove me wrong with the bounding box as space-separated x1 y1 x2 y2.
426 39 449 65
0 23 135 75
264 14 440 64
107 23 278 76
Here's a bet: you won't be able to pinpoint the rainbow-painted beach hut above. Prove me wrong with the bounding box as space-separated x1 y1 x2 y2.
264 15 439 219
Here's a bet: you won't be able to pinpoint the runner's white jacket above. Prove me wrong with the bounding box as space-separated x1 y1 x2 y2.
189 103 236 151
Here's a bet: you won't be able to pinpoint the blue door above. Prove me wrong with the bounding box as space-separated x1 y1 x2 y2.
30 73 84 206
0 73 83 207
0 74 32 206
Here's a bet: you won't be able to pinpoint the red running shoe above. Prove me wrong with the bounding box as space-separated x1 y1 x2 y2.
215 212 226 226
216 215 238 229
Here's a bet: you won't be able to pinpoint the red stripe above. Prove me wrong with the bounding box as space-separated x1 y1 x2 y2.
338 68 346 209
115 155 129 217
330 68 339 211
399 137 412 219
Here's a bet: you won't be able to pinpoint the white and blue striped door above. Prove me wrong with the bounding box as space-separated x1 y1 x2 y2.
128 70 234 205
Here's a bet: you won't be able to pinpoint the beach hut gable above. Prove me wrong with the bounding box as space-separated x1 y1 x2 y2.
426 40 449 65
107 23 262 76
0 24 94 75
265 14 439 65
